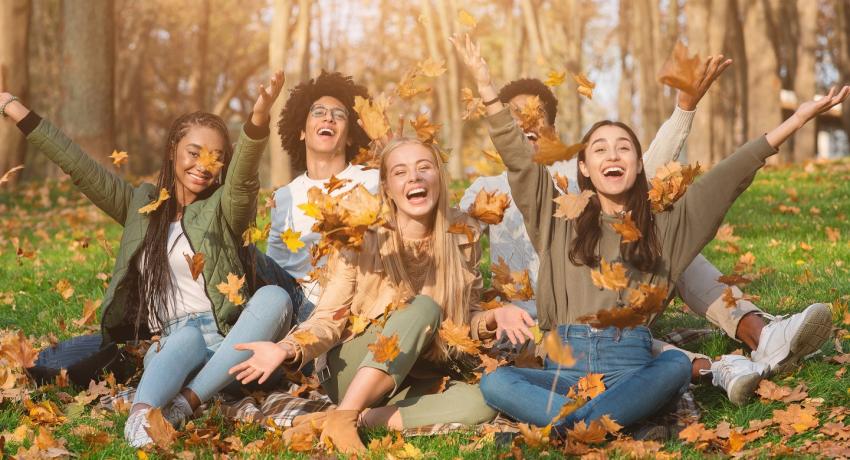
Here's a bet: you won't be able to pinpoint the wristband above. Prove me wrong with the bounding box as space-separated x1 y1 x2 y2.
483 96 502 106
0 96 19 118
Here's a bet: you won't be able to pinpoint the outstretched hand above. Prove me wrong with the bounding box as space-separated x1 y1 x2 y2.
250 70 285 126
793 85 850 124
450 33 492 88
228 340 294 385
492 304 536 346
677 55 733 111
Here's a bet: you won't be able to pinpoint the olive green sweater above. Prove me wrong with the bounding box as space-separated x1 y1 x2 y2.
487 108 777 331
19 112 269 344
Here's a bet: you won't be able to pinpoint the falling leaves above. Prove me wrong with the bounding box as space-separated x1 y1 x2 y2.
569 373 606 400
439 320 481 354
353 94 390 141
544 70 566 87
611 211 642 243
324 175 352 194
490 257 535 302
301 183 385 261
573 72 596 99
109 150 128 167
0 165 24 185
281 229 305 253
658 41 703 95
396 67 431 100
542 332 575 367
579 283 669 329
197 146 224 176
532 127 585 165
516 95 544 132
368 333 400 364
216 273 245 306
457 9 477 28
184 253 205 280
418 57 447 78
647 161 702 213
291 330 319 347
138 188 170 215
242 223 270 247
447 221 476 243
590 259 629 291
461 88 486 121
467 188 511 225
409 114 441 144
553 190 595 220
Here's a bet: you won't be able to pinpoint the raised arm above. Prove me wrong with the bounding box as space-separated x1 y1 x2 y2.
643 55 732 178
452 34 557 254
220 71 284 235
664 85 850 280
0 66 135 225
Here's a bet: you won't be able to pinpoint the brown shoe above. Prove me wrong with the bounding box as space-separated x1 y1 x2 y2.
292 410 329 428
320 409 366 454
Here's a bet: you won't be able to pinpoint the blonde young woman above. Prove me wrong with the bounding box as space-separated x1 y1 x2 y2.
229 137 534 453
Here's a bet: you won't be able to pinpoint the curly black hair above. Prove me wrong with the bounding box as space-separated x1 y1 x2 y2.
277 70 371 173
498 78 559 126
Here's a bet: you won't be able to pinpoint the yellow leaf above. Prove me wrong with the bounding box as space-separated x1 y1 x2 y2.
138 188 170 214
410 113 441 144
297 201 322 219
418 57 447 78
216 273 245 305
532 128 584 165
110 150 128 167
611 211 642 243
573 72 596 99
543 332 575 367
461 88 486 120
439 320 481 355
55 279 74 300
241 223 270 247
529 325 543 344
353 94 390 141
291 329 319 347
281 228 305 253
145 407 177 449
368 333 401 363
457 8 477 28
197 146 224 176
591 259 631 293
544 70 566 87
348 315 370 336
568 373 606 400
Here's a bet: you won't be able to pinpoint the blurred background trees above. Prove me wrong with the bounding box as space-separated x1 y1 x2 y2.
1 0 848 188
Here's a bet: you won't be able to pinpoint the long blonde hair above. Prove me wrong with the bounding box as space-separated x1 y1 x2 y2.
378 137 472 360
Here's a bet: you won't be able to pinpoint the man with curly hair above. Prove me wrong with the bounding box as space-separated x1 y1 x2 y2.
266 71 379 317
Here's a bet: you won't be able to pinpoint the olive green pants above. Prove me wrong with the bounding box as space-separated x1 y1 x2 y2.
321 295 497 429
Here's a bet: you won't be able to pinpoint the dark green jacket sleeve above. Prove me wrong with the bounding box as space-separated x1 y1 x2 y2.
487 107 556 254
24 116 135 226
662 135 777 281
219 119 269 237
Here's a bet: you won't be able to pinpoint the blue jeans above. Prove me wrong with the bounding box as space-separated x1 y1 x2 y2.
133 285 294 407
480 325 691 432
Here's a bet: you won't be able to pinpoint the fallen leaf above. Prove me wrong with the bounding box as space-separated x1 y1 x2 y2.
145 407 177 449
611 211 642 243
281 228 305 253
368 333 401 364
567 420 608 444
678 422 717 443
658 41 703 95
773 404 819 435
542 332 575 367
573 72 596 99
291 330 319 347
826 226 841 243
590 259 629 291
55 279 74 300
553 190 595 219
439 320 481 355
197 146 224 176
467 188 511 225
138 188 170 215
73 299 102 327
183 253 205 280
216 273 245 305
110 150 128 167
517 423 550 448
0 165 24 185
1 331 39 369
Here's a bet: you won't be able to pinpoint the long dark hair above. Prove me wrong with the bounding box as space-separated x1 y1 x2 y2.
129 112 234 337
569 120 661 273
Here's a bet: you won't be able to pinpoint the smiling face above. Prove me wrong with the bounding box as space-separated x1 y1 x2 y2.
172 125 226 205
302 95 351 157
578 124 642 208
382 142 442 223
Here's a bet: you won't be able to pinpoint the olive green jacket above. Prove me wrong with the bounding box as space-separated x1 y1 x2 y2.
23 114 268 344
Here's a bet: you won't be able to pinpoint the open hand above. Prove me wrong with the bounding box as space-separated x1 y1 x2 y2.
793 85 850 125
492 304 536 345
677 55 733 111
250 70 285 126
228 340 294 385
450 33 492 88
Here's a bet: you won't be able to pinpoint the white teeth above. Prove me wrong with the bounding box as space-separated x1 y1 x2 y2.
603 167 624 174
318 128 335 136
524 132 538 141
406 187 426 198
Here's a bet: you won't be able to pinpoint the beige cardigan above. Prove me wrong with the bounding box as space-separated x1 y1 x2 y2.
282 209 495 369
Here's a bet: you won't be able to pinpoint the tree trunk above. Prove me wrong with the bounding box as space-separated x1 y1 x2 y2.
832 0 850 142
0 0 30 185
433 0 464 179
634 0 663 147
520 0 544 66
267 0 294 188
741 0 784 163
293 0 312 83
188 0 211 110
617 0 634 126
501 0 520 81
792 0 817 163
559 0 583 141
60 0 115 167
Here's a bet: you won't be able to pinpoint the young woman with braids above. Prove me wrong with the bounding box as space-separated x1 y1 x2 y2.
453 35 848 436
0 68 296 447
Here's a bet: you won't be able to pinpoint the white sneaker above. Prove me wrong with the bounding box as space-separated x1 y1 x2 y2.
124 408 154 448
162 394 194 428
751 303 832 375
704 355 768 406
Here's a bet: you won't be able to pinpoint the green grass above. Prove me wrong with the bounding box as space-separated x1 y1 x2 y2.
1 160 849 458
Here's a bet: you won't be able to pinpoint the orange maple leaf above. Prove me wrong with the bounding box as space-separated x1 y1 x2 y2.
291 330 319 347
532 128 585 165
567 420 608 444
611 211 642 243
353 94 390 141
197 146 224 176
439 320 480 355
145 407 178 449
573 72 596 99
773 404 819 435
447 221 476 243
467 188 511 225
324 175 352 194
553 190 595 220
658 41 703 95
410 113 441 144
461 88 486 121
216 273 245 305
138 188 170 215
109 150 128 167
542 331 576 367
73 299 102 327
647 161 701 213
590 259 629 291
368 333 401 364
569 373 606 400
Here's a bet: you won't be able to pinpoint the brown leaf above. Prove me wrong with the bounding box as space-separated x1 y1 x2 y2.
184 253 205 280
610 211 642 243
138 188 170 215
410 114 441 144
544 70 566 87
73 299 102 327
552 173 569 193
447 221 476 243
396 67 431 100
573 72 596 99
647 161 702 213
418 57 447 77
773 404 819 435
568 373 606 400
517 423 550 448
553 190 595 219
826 226 841 243
291 330 319 347
1 331 39 369
658 41 703 95
532 127 585 165
241 223 270 247
54 279 74 300
324 175 351 194
542 332 575 367
368 333 400 363
598 414 623 434
352 147 381 170
678 422 717 443
467 189 511 225
145 407 178 449
353 94 390 141
567 420 607 444
590 259 629 291
461 88 486 121
439 320 481 355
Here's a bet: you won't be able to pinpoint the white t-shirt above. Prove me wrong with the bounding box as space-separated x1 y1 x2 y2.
141 222 213 331
267 163 380 304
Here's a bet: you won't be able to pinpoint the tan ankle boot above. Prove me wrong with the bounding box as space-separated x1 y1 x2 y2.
320 409 366 454
292 410 329 428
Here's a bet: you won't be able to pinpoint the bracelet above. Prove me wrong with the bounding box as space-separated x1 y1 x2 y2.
0 96 19 118
483 96 502 106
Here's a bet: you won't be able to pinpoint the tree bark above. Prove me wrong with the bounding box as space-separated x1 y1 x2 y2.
792 0 818 163
433 0 464 179
60 0 115 167
188 0 211 110
634 0 663 147
559 0 584 141
0 0 30 185
617 0 634 126
267 0 294 188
